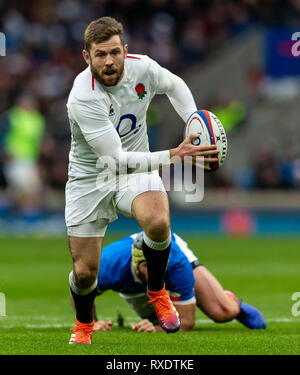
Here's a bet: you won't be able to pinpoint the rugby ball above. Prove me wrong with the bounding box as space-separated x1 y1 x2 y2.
184 110 227 171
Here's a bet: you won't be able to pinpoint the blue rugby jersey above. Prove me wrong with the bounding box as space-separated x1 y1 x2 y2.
97 232 196 304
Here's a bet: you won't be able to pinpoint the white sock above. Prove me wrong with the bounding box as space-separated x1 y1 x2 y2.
69 271 97 296
143 232 171 250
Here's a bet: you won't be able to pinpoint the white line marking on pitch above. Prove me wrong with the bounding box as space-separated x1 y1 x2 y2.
0 317 299 329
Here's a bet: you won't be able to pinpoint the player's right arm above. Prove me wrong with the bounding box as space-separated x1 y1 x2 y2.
69 100 219 173
130 304 195 332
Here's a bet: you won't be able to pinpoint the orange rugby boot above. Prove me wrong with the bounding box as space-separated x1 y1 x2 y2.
69 318 94 344
148 284 180 333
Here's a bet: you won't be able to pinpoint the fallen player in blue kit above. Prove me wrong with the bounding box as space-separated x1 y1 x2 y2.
70 231 266 332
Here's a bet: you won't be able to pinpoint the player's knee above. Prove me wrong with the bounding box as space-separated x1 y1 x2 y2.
73 264 98 289
227 303 240 320
147 215 170 239
209 310 228 323
209 303 238 323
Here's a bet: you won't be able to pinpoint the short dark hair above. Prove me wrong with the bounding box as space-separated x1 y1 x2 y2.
84 16 124 52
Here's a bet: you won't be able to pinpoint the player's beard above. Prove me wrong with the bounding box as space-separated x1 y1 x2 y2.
90 59 125 87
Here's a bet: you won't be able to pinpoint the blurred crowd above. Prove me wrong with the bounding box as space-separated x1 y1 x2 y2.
235 145 300 190
0 0 300 216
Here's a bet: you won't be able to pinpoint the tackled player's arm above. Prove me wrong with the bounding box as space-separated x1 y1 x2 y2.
173 302 196 331
164 258 197 331
144 302 195 332
132 306 195 332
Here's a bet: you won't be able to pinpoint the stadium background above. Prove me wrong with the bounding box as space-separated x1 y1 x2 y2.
0 0 300 355
0 0 300 236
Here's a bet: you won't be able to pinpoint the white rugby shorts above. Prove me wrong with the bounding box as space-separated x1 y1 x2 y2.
66 171 166 237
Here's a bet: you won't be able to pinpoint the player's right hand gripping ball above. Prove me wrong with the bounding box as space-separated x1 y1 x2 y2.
184 110 228 171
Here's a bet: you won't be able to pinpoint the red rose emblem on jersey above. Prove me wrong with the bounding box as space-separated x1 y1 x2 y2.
135 83 147 99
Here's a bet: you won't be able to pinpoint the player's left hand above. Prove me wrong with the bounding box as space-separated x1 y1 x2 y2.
93 319 113 331
131 319 156 333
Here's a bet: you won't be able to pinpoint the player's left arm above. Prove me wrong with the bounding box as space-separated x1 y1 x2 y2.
131 302 196 332
173 302 196 331
149 58 197 123
132 262 197 332
164 257 197 331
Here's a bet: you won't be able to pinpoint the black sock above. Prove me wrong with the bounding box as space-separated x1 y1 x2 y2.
142 240 171 292
70 287 98 323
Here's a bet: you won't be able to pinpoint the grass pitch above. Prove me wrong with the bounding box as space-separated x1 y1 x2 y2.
0 235 299 355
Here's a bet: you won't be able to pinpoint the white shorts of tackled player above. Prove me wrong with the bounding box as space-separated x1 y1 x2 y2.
0 32 6 56
96 155 204 203
0 293 6 316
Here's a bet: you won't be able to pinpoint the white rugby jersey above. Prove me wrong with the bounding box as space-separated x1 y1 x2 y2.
66 54 197 179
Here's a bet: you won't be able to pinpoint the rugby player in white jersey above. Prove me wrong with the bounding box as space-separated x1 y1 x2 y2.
66 16 219 344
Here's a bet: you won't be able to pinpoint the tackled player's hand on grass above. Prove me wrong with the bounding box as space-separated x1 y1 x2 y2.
131 319 157 333
170 133 220 171
93 319 113 331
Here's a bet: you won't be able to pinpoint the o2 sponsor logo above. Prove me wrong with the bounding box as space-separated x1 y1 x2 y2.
291 32 300 57
116 114 142 138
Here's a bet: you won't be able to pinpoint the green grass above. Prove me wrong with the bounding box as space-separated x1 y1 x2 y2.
0 236 300 355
